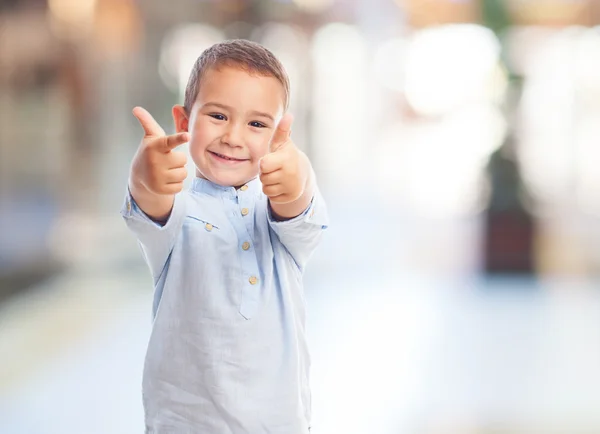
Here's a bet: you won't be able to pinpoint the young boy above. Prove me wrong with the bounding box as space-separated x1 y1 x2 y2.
121 39 327 433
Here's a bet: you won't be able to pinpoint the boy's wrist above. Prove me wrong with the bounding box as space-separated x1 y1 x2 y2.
128 175 175 222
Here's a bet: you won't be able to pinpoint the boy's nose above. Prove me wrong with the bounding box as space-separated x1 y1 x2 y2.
221 123 244 147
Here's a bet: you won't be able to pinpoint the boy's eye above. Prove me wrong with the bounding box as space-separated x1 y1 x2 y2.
209 113 226 121
249 121 266 128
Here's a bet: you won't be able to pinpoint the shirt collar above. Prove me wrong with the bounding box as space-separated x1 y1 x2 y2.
190 177 261 199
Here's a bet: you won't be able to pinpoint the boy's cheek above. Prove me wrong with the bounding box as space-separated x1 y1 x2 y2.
256 149 269 160
248 146 268 164
188 130 213 151
190 119 215 141
256 140 271 157
187 139 202 156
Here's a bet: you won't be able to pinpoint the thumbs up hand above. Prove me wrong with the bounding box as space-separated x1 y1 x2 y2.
260 114 314 219
128 106 189 221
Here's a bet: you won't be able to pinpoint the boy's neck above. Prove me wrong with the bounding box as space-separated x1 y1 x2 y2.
194 171 255 190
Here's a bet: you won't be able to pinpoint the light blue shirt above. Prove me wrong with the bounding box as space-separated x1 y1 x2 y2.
121 177 328 433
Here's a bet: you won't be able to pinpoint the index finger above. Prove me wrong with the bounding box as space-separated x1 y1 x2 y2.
133 106 165 137
163 132 190 151
269 113 293 152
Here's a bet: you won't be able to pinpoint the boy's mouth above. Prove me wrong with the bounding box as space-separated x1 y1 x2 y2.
208 151 248 163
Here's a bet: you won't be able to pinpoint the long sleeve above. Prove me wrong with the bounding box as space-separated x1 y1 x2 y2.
120 188 187 282
267 188 328 272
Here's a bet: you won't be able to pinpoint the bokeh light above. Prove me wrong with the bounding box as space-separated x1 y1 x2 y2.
405 24 506 117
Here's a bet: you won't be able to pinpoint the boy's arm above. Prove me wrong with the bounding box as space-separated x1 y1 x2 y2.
261 114 328 270
266 182 328 272
128 179 174 225
121 107 190 281
129 106 189 221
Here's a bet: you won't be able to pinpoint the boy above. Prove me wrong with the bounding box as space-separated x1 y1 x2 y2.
121 39 327 433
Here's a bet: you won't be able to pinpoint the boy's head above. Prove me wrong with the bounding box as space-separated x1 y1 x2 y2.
172 39 291 188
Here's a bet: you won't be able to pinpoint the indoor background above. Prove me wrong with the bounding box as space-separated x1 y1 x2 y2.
2 0 600 433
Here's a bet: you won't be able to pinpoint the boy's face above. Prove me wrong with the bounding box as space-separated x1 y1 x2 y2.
182 66 285 188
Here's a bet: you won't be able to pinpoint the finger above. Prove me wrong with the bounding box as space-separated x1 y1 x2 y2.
259 170 283 186
163 132 190 151
133 106 165 137
269 194 297 205
259 153 285 175
152 181 184 195
163 182 184 194
166 150 188 169
269 113 293 152
165 167 188 183
262 183 284 198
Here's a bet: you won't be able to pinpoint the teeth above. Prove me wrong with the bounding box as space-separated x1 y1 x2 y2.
211 151 247 161
216 152 237 161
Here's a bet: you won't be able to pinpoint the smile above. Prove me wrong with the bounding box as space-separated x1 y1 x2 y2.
209 151 248 162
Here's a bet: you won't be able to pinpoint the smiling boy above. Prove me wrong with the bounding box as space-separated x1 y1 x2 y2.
121 40 327 433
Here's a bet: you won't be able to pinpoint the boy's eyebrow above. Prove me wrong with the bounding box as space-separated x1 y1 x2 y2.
203 102 275 122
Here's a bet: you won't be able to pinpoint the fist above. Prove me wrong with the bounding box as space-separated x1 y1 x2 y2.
260 114 310 205
131 106 189 195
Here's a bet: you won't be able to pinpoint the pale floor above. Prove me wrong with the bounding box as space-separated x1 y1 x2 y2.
2 203 600 434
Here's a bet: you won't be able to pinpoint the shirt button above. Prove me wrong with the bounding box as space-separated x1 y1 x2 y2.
249 276 259 285
126 200 131 212
205 223 213 231
242 241 251 251
240 185 248 191
241 208 249 216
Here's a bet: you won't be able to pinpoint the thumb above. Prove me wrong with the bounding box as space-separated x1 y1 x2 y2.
133 106 165 137
269 113 293 152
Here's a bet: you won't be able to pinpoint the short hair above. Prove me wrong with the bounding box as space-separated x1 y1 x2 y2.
184 39 290 114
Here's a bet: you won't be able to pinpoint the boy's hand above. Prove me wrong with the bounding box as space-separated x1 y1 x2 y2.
128 107 189 221
131 107 189 196
260 114 314 219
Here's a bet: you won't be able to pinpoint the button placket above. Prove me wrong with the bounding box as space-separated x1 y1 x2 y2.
237 188 255 236
227 193 260 320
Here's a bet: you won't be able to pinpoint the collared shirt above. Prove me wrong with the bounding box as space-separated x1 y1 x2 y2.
121 177 328 433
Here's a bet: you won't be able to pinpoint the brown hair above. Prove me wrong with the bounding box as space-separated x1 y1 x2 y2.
183 39 290 114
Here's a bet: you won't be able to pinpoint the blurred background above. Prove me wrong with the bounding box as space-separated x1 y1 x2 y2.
2 0 600 433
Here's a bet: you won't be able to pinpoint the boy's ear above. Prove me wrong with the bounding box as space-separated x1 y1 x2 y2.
172 105 189 133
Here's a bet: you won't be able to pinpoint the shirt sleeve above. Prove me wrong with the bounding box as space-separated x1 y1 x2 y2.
267 188 329 272
120 188 187 282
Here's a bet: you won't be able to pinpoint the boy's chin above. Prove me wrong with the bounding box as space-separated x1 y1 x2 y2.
207 172 257 188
